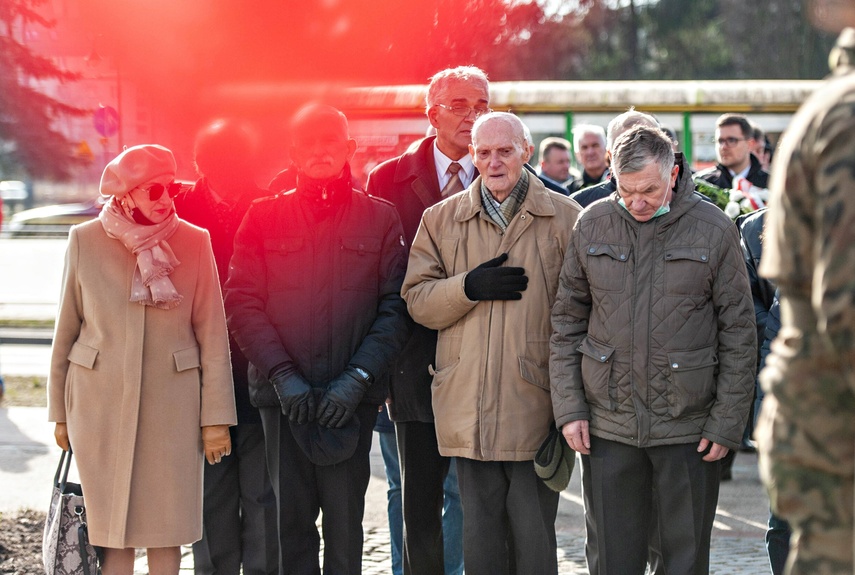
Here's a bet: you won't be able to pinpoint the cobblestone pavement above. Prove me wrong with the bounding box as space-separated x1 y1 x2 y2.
136 527 769 574
136 452 773 574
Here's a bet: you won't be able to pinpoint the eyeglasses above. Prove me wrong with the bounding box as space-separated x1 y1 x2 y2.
436 104 492 118
136 181 182 202
716 137 746 148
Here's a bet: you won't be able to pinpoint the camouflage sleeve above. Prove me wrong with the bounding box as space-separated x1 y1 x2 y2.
762 81 855 347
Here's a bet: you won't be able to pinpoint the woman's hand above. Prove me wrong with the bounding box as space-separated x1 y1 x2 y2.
202 425 232 465
54 423 70 451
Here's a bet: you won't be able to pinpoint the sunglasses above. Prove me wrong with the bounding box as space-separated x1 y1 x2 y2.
137 181 182 202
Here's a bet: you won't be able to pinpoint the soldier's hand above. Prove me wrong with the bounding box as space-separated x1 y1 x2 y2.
562 420 590 455
697 438 729 462
464 253 528 301
270 364 315 424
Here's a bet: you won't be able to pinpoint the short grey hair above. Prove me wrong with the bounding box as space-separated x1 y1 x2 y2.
606 109 659 151
572 124 606 152
611 125 674 184
471 112 527 150
425 66 489 113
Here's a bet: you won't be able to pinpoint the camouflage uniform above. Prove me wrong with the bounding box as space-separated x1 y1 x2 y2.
757 28 855 574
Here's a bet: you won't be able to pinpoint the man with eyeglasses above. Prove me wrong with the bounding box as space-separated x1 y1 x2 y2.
366 65 488 575
696 113 769 190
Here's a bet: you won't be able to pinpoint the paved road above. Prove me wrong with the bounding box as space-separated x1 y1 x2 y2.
0 237 776 573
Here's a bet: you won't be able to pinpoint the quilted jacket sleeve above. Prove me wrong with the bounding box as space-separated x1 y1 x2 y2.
703 223 757 448
549 225 593 428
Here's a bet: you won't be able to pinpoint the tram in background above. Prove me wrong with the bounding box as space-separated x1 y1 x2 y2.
332 79 820 181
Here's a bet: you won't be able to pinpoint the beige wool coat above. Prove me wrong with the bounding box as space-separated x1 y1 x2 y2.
47 218 236 549
402 176 581 461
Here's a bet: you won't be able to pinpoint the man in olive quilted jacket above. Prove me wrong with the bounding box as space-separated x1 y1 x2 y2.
550 125 756 574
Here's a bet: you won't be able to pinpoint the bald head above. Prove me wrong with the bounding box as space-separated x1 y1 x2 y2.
289 103 356 181
470 113 531 201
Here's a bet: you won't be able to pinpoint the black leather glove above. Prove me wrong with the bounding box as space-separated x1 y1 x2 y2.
316 367 371 428
464 253 528 301
270 364 315 424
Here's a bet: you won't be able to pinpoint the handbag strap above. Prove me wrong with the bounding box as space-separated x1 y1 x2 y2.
76 507 93 575
53 447 73 491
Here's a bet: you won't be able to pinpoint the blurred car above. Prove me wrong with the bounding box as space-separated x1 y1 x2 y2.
6 181 193 237
7 197 106 237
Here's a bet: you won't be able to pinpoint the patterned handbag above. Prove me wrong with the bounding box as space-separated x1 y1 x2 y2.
42 448 100 575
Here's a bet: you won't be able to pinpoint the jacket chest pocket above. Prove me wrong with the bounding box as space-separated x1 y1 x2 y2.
340 236 381 292
664 247 711 296
585 243 631 293
264 238 304 290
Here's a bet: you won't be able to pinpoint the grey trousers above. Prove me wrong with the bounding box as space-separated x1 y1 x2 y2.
193 423 279 575
456 458 559 575
581 436 721 575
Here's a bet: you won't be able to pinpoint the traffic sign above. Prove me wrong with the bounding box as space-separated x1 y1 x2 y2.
93 106 119 138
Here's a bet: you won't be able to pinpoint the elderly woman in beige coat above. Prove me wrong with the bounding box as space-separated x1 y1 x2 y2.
48 145 237 575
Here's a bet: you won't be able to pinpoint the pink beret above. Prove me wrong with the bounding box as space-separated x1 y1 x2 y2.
100 144 176 198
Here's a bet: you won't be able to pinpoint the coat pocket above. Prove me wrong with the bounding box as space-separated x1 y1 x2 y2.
173 346 202 372
519 357 550 391
264 237 304 290
666 346 718 417
340 236 381 292
577 335 617 410
664 246 711 297
67 341 99 370
584 243 631 293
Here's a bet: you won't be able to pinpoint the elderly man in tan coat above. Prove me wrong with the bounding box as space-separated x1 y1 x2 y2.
402 112 581 574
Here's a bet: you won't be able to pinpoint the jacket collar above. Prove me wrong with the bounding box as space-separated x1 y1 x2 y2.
454 171 557 223
716 152 764 184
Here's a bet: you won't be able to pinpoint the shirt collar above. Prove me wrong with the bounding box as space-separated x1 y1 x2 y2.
433 140 475 187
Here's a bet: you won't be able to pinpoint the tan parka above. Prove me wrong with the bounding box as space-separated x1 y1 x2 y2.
402 176 581 461
47 219 236 548
549 155 756 450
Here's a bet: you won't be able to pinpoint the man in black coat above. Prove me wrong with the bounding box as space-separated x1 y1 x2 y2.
173 119 277 575
225 104 409 574
366 66 490 575
696 113 769 190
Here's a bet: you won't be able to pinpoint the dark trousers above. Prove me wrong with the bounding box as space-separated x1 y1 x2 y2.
260 404 377 575
766 510 791 575
582 436 721 575
456 458 559 575
193 423 278 575
395 421 451 575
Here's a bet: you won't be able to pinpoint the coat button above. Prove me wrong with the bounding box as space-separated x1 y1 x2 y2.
600 355 607 361
620 254 626 260
701 255 708 261
589 247 596 254
672 362 679 368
